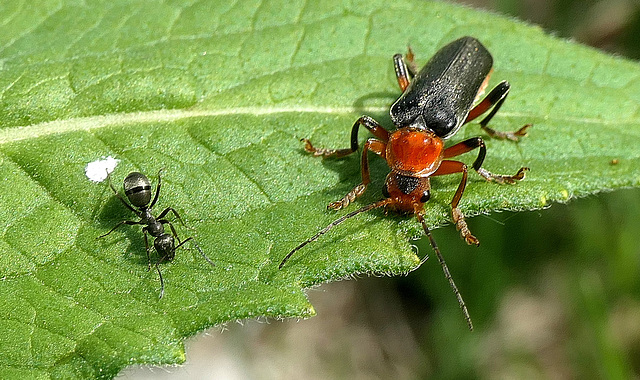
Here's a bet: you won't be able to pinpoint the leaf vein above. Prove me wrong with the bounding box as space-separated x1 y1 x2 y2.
0 3 65 57
223 155 275 204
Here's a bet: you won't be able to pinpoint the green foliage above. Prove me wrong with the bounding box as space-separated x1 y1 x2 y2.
0 0 638 378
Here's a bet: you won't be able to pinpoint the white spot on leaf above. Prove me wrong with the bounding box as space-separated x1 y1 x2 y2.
85 156 120 182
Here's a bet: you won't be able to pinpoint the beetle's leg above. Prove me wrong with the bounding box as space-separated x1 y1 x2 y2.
303 115 389 158
393 47 419 92
432 160 479 246
328 138 386 210
393 55 410 92
443 137 529 184
464 80 531 141
97 220 142 239
404 46 418 77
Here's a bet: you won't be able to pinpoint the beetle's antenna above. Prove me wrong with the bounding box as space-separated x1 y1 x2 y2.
279 198 393 269
416 212 473 331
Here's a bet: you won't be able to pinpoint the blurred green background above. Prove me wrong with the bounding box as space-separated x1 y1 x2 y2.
121 0 640 378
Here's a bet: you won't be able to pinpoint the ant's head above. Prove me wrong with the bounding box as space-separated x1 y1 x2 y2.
123 172 152 208
154 234 176 261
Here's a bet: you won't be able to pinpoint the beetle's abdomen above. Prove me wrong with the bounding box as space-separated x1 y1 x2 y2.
386 128 444 177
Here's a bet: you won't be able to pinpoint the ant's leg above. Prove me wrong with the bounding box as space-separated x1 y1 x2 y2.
175 237 215 266
143 228 152 271
149 168 165 209
157 207 186 227
393 46 418 92
464 80 531 141
98 220 142 238
443 137 529 184
159 219 182 244
328 138 386 210
106 171 138 214
303 115 389 158
432 160 478 246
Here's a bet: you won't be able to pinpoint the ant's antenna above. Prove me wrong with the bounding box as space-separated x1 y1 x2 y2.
155 263 165 299
416 212 473 331
153 239 214 300
279 198 392 269
176 237 215 267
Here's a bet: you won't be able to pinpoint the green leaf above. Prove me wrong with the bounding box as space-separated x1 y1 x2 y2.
0 0 638 378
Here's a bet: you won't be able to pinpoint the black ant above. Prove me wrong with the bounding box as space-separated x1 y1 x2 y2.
99 169 214 298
